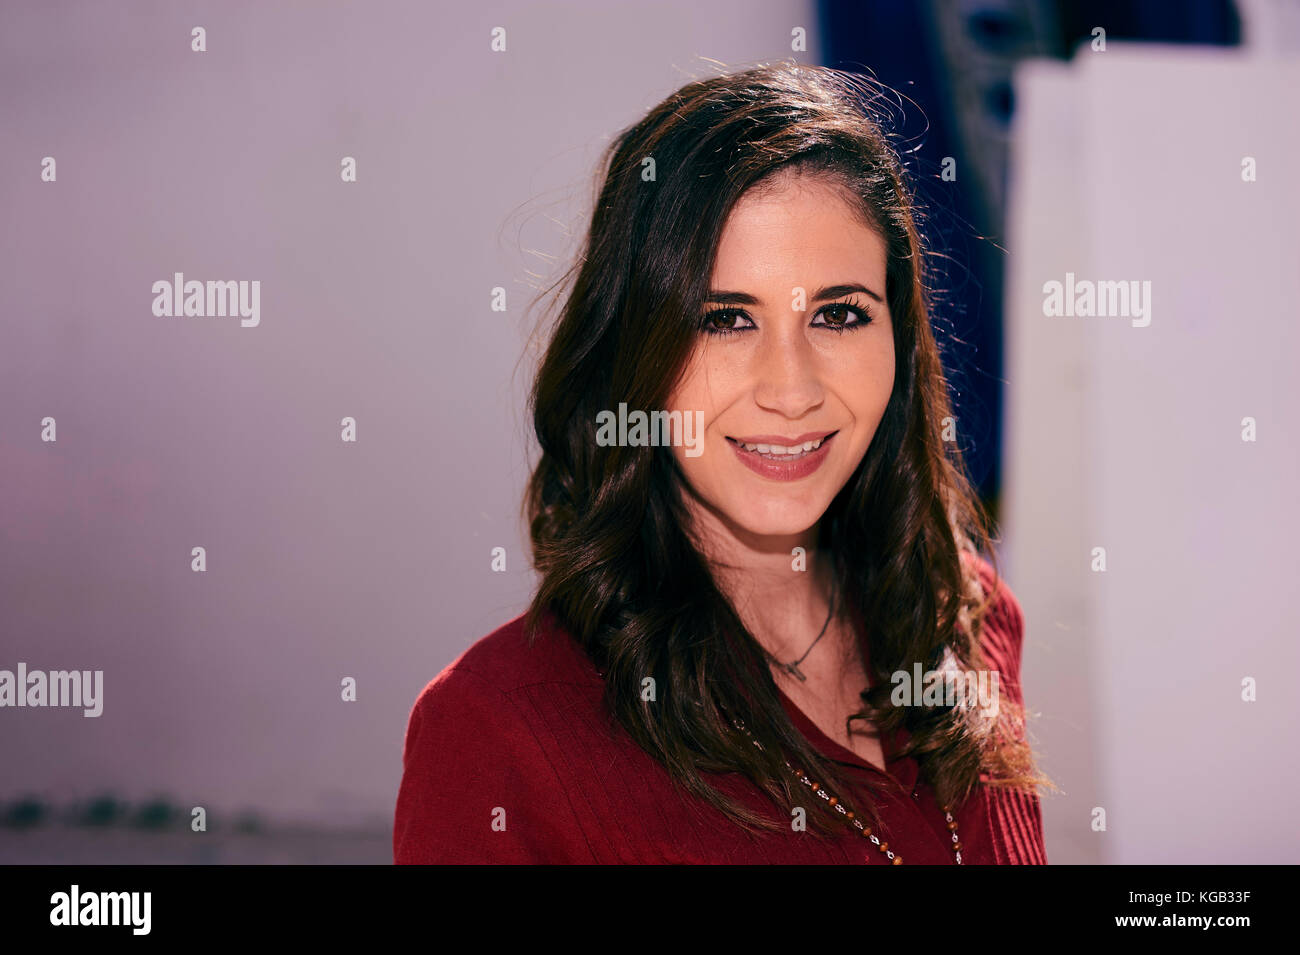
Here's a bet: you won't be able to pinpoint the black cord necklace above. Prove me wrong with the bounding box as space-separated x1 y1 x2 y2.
764 573 837 682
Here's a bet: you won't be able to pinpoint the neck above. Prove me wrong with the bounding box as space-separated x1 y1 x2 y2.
683 492 852 672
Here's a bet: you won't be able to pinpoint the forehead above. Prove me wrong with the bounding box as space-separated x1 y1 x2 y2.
711 174 887 286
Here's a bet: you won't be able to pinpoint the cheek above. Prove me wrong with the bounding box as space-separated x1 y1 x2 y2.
665 357 715 478
666 345 733 420
831 340 894 405
664 347 701 413
831 344 895 460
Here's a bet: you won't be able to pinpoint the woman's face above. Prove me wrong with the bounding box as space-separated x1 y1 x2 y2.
666 172 895 542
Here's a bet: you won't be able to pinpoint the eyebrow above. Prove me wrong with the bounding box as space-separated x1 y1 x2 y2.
704 282 884 306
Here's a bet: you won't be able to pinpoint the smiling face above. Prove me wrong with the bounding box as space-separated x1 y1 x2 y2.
666 171 896 546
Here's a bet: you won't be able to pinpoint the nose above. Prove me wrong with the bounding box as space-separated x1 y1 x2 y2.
751 326 825 419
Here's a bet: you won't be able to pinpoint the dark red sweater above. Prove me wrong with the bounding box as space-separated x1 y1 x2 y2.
394 555 1047 864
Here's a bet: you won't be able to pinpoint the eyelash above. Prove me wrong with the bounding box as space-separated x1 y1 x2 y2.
698 296 874 337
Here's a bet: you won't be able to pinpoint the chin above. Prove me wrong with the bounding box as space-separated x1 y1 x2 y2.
730 501 829 539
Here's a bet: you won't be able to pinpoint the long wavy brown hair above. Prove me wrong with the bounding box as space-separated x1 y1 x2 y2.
523 61 1048 836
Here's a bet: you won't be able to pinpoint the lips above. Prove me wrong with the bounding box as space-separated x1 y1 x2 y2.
725 430 838 480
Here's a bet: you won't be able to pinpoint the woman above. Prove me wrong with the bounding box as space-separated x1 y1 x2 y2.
395 62 1050 864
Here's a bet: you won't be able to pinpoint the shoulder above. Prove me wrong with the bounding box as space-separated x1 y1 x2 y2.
399 610 605 776
430 610 603 695
401 611 604 762
393 613 604 863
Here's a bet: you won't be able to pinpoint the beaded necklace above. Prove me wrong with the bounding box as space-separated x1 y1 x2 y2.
732 716 963 864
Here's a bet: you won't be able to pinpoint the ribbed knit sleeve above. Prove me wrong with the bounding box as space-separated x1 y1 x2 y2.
970 556 1049 864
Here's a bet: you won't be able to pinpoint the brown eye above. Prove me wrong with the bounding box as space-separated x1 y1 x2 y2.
823 305 852 326
812 300 871 332
699 308 755 336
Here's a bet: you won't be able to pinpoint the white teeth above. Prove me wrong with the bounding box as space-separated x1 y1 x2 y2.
738 437 825 455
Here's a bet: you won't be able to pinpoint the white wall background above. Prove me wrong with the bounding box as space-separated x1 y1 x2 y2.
1002 44 1300 863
